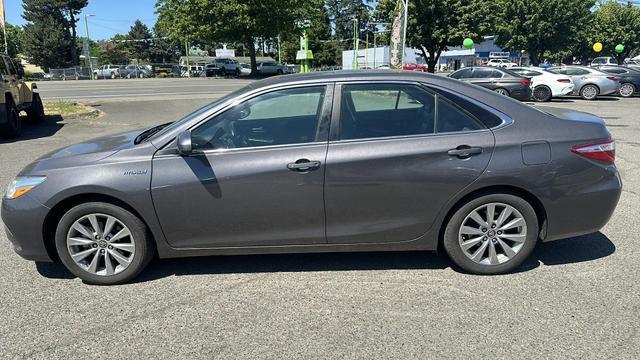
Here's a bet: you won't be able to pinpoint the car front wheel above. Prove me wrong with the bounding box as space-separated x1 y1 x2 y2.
532 86 552 102
0 99 21 138
55 202 155 285
443 194 538 275
28 93 45 123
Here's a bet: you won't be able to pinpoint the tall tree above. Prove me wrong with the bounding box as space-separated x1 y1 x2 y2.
0 24 25 58
375 0 493 73
22 0 87 67
326 0 374 49
148 24 181 64
493 0 595 65
279 5 339 67
156 0 324 74
126 20 153 62
591 1 640 64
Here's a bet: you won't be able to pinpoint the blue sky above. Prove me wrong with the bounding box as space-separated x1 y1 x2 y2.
5 0 159 40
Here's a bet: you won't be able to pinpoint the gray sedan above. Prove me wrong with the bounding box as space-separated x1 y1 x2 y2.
1 71 622 285
547 66 620 100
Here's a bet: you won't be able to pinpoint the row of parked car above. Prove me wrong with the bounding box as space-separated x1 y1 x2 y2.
203 59 294 77
448 64 640 102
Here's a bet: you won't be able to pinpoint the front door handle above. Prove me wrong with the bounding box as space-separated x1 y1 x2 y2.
287 159 321 172
448 146 483 158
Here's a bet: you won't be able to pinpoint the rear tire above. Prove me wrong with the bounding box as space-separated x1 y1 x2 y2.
532 85 552 102
580 84 599 100
55 202 155 285
619 83 635 98
443 194 539 275
0 99 21 138
28 93 45 123
493 88 510 97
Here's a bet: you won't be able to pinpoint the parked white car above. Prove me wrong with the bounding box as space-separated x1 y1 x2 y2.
511 67 574 102
486 59 518 68
591 57 618 67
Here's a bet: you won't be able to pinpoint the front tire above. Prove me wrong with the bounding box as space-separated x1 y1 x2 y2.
532 85 552 102
443 194 538 275
55 202 155 285
580 84 599 100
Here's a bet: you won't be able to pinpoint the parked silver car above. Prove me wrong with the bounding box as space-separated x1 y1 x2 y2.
257 61 293 75
547 66 620 100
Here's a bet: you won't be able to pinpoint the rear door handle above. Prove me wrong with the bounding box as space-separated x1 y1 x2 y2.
287 159 321 172
448 146 483 158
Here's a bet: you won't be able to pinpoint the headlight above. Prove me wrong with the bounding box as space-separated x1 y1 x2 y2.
4 176 46 200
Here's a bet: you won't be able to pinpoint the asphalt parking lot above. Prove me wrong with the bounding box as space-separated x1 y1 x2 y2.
1 81 639 358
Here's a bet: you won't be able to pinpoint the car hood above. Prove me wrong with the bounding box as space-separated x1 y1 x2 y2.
19 129 145 175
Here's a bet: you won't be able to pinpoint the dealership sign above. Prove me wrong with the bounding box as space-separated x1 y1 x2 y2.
489 52 511 58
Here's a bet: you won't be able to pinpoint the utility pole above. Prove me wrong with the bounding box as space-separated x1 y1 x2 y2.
185 37 191 78
365 32 369 69
278 35 281 64
352 18 359 70
367 22 391 69
84 14 95 80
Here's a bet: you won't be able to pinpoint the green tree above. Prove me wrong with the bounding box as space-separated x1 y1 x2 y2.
148 24 181 63
98 40 130 65
156 0 324 74
126 20 153 62
493 0 595 65
375 0 493 73
591 1 640 64
326 0 374 49
22 0 88 67
279 5 339 67
0 23 25 58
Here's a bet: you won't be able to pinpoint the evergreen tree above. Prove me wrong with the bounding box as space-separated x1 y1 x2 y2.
126 20 153 62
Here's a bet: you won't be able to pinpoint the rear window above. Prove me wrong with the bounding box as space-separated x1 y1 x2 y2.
431 87 504 128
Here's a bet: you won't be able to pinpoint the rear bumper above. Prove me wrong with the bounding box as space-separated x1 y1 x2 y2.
510 88 532 101
554 85 575 96
541 166 622 242
600 83 620 96
1 195 52 261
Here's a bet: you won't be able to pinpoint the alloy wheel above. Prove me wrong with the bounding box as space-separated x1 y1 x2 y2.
494 88 509 96
581 85 598 100
66 213 136 276
458 203 527 266
620 83 635 98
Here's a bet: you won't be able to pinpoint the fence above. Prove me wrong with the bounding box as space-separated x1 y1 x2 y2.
49 67 92 81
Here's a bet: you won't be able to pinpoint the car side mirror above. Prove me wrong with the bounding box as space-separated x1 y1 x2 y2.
176 130 193 156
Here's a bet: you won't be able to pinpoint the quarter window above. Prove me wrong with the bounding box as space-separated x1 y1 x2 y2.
191 86 326 150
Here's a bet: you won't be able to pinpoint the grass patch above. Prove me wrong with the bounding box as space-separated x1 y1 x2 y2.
43 101 100 118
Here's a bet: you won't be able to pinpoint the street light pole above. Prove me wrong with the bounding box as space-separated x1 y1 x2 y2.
84 14 95 80
352 18 359 70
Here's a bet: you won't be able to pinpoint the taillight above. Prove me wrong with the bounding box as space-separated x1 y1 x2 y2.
520 79 530 86
557 79 571 83
571 140 615 164
606 76 619 81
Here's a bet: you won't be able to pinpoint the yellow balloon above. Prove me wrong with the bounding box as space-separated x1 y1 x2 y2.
593 42 603 52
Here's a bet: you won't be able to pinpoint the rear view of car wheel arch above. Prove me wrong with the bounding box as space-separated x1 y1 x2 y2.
442 193 539 275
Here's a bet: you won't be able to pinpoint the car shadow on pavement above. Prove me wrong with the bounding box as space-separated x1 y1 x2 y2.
34 231 615 283
0 115 64 143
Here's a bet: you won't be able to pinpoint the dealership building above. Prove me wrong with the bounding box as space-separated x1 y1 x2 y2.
342 36 529 70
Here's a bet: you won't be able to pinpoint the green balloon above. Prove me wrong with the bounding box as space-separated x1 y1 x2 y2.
463 38 474 49
615 44 625 53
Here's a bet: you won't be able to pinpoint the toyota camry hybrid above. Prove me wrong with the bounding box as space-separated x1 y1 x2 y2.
1 71 622 285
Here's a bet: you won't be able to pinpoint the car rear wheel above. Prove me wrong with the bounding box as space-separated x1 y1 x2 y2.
55 202 155 285
619 83 635 98
110 72 116 79
532 85 552 102
28 93 45 123
580 84 599 100
443 194 538 275
493 88 510 97
0 99 21 138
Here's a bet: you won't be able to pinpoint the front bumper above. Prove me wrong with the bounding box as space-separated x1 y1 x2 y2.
1 195 52 261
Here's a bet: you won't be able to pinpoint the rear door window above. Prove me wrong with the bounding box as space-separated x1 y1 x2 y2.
451 68 473 79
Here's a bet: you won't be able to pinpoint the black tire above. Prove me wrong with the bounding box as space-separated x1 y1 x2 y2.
110 72 116 79
532 85 552 102
277 69 283 75
443 193 539 275
619 83 635 98
28 93 45 123
493 88 510 97
235 68 241 77
580 84 599 100
55 202 155 285
0 99 21 138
